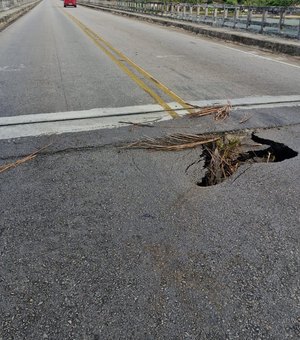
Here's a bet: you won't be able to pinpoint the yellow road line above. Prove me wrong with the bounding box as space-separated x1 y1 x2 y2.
63 11 179 118
88 29 194 114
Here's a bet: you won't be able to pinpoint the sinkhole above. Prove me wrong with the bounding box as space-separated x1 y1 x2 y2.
197 133 298 187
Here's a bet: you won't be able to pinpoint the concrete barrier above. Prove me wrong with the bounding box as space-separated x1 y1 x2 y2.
78 1 300 56
0 0 36 12
0 0 41 31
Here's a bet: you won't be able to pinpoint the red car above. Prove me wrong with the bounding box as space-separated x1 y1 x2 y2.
64 0 76 7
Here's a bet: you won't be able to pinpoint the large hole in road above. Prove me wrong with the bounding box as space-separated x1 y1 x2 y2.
197 133 298 187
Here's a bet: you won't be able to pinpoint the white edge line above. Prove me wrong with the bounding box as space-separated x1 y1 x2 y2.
215 44 300 69
1 95 300 127
0 96 300 140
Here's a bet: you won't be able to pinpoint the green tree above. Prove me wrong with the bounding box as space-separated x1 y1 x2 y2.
224 0 238 4
222 0 300 5
266 0 299 6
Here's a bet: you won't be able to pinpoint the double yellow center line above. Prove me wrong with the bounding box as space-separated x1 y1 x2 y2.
63 10 193 118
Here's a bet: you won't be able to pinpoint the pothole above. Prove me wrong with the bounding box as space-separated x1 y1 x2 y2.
197 133 298 187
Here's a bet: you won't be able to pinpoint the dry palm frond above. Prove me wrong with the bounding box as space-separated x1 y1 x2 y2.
214 102 232 121
189 106 223 118
125 133 220 151
118 121 155 128
0 145 50 174
239 113 253 124
190 102 232 121
200 136 242 186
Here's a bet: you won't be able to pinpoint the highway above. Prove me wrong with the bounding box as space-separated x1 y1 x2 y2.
0 0 300 118
0 1 300 338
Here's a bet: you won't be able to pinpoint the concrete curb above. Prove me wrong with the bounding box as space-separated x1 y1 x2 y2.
0 0 42 31
78 3 300 56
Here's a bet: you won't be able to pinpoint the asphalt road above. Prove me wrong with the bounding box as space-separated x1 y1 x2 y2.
0 0 300 117
0 1 300 339
0 107 299 339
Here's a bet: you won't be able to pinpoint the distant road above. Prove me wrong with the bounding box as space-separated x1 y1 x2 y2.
0 0 300 117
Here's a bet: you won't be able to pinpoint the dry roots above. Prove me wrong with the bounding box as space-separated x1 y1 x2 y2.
190 102 232 121
125 133 220 151
239 113 253 124
201 136 242 186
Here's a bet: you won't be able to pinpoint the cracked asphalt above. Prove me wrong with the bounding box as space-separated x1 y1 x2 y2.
1 0 299 337
0 105 299 339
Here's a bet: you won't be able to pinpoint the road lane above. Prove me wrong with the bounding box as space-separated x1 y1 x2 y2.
0 119 299 338
0 2 299 337
64 11 189 118
0 0 299 118
0 0 153 117
70 3 300 98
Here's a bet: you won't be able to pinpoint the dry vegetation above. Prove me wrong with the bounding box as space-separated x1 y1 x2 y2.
189 102 232 121
125 133 220 151
200 135 243 186
0 145 50 174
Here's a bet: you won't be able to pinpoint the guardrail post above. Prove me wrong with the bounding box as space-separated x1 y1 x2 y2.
204 5 208 20
213 7 218 24
183 5 186 17
177 4 180 15
197 4 200 17
246 8 252 29
224 7 228 18
260 8 267 34
190 5 193 16
233 7 239 28
278 9 285 32
222 6 228 26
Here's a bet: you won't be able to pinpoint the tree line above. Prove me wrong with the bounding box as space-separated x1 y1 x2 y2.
222 0 299 6
150 0 300 6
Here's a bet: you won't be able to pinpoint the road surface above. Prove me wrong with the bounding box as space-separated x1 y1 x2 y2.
0 1 300 339
0 0 299 118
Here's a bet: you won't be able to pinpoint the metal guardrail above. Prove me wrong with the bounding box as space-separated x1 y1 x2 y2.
0 0 34 11
81 0 300 39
